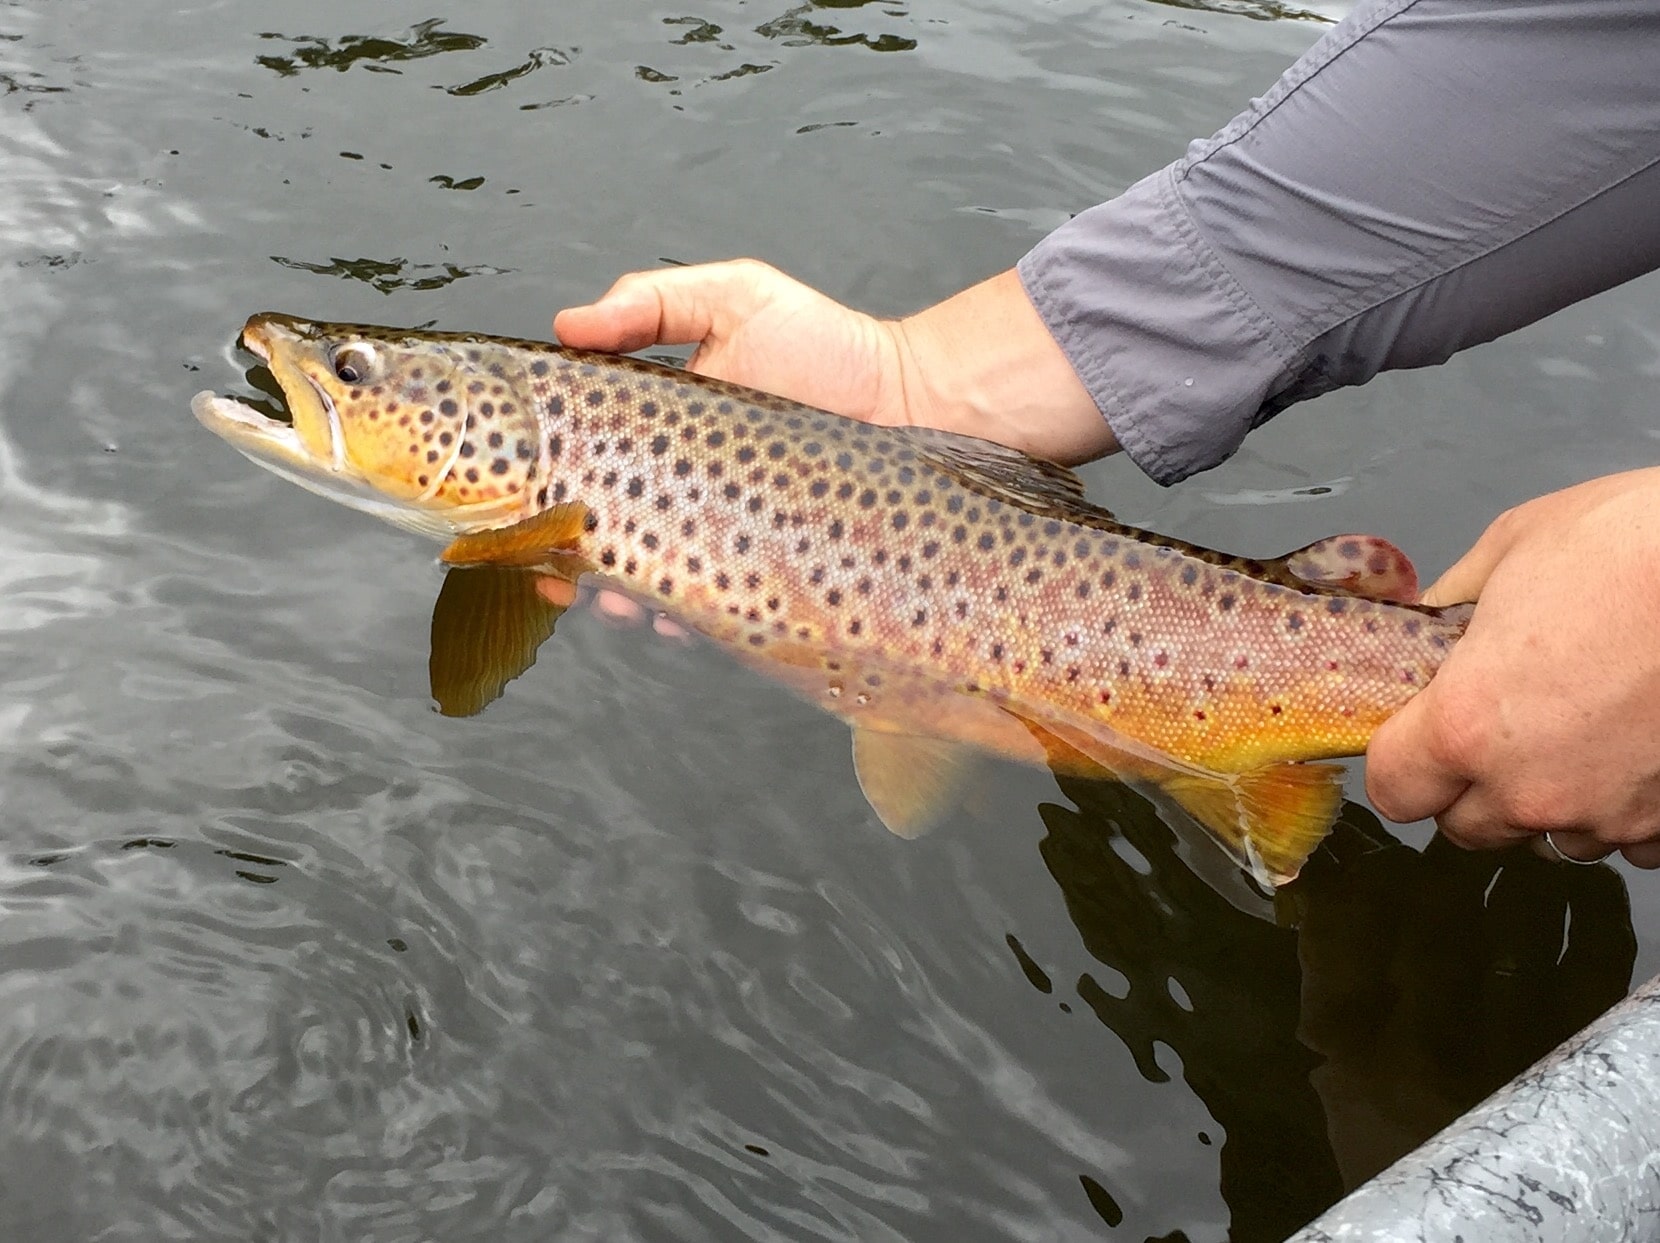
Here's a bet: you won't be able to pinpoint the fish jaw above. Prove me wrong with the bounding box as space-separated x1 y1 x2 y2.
191 388 463 538
193 313 536 540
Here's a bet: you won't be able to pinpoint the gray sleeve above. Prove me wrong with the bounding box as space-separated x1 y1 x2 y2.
1018 0 1660 485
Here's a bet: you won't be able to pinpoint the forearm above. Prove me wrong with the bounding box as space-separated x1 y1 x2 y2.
1022 0 1660 484
886 270 1118 464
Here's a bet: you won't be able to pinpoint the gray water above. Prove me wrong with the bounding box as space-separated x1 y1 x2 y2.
0 2 1656 1239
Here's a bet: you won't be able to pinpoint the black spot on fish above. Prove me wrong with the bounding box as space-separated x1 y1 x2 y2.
978 533 995 551
892 512 908 531
491 459 510 476
531 360 549 377
1180 565 1198 586
674 460 692 477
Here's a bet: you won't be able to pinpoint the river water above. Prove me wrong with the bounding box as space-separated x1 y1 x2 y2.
0 2 1656 1239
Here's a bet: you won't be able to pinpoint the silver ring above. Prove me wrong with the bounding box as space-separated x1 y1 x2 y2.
1541 831 1602 866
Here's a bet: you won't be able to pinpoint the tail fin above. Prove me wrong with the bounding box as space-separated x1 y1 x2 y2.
1159 762 1345 886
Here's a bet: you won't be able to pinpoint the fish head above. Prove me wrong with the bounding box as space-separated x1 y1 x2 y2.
193 313 543 539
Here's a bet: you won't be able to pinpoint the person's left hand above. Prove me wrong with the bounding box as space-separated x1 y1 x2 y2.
1366 467 1660 867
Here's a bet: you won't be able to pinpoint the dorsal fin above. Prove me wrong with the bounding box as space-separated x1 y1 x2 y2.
890 425 1102 515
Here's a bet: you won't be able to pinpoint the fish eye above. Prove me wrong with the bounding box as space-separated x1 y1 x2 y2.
331 343 377 386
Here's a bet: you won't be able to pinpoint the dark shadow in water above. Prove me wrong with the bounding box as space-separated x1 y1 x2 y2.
256 20 487 78
1039 776 1635 1241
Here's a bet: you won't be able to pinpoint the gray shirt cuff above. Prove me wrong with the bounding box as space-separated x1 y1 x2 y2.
1020 0 1660 485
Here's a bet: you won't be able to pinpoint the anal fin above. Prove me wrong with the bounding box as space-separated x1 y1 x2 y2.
851 728 976 840
1159 762 1345 887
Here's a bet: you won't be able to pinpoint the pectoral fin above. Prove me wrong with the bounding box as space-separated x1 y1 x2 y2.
851 728 976 839
1158 762 1345 887
440 502 593 567
429 566 565 717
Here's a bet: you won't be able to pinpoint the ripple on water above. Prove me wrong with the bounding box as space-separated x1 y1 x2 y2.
0 833 519 1238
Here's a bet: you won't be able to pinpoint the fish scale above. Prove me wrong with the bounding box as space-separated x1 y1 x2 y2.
193 314 1468 885
521 359 1452 773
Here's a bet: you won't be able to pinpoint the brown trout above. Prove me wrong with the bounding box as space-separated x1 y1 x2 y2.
194 313 1466 885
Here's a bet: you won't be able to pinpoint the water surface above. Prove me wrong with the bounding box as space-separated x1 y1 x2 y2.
0 2 1655 1239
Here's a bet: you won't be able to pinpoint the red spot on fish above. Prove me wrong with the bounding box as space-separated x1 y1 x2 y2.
1194 710 1206 721
1153 652 1169 669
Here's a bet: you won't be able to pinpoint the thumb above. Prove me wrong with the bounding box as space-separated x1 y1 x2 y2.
553 260 777 355
1419 511 1523 607
1365 683 1469 823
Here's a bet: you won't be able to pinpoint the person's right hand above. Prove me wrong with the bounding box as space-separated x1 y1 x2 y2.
554 259 1117 465
554 258 906 429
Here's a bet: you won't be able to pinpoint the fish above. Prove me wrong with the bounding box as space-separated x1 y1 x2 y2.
193 313 1468 886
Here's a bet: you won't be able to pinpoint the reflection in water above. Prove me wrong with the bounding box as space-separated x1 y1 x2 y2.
442 46 573 98
1037 777 1635 1240
268 255 510 294
755 3 919 53
256 19 487 78
1144 0 1333 21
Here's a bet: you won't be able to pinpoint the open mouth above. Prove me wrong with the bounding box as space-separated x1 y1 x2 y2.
191 327 347 474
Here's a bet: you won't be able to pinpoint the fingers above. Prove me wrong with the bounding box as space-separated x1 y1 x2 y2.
1364 688 1472 825
1419 510 1522 607
1620 842 1660 868
553 260 776 354
1529 832 1613 865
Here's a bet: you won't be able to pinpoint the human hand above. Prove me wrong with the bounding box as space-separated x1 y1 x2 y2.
1366 467 1660 867
554 259 1115 464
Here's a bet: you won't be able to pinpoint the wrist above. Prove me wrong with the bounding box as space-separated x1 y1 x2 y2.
886 269 1116 464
